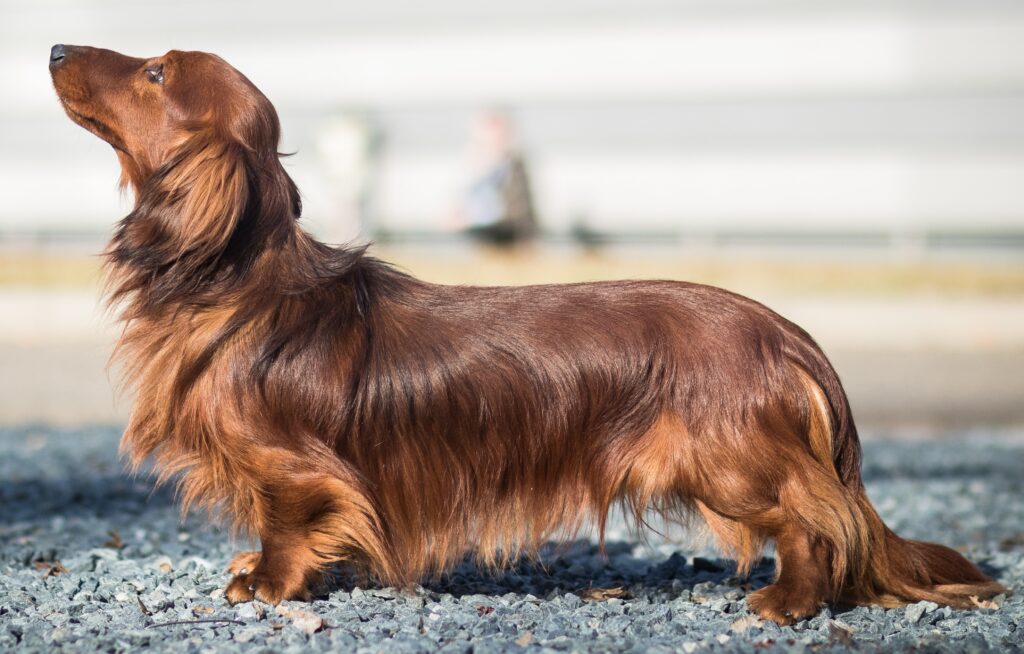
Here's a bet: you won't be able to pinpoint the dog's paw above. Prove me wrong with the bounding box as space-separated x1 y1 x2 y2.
227 551 262 576
224 571 311 605
747 583 824 626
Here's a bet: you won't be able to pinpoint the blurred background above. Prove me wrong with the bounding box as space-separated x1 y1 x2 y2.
1 0 1022 432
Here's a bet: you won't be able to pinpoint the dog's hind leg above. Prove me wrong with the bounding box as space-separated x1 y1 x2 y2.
687 439 859 625
745 519 833 624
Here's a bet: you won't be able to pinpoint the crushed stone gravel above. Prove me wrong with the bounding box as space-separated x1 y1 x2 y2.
1 426 1022 653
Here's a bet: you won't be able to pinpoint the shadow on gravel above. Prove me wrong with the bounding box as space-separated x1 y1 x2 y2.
0 475 176 525
0 424 178 527
975 561 1007 581
322 539 776 601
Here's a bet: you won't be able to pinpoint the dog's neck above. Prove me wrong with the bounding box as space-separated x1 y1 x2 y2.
103 221 374 314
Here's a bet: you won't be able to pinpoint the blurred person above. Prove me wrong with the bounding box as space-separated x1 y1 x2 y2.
459 109 537 247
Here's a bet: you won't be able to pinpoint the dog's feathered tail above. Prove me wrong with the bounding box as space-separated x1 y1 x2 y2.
785 331 1007 607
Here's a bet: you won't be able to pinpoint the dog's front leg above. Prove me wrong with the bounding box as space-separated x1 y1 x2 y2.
222 467 387 605
225 531 321 604
223 475 328 604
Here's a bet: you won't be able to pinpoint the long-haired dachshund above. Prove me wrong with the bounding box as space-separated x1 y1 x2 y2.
49 44 1004 624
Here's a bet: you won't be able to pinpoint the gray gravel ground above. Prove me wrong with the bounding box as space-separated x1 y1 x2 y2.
1 426 1022 653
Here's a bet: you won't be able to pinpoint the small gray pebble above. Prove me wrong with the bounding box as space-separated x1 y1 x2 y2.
906 602 928 624
234 602 264 621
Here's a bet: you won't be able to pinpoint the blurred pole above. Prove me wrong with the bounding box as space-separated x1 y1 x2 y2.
316 112 379 243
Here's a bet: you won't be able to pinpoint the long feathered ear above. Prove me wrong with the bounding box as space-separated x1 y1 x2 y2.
106 133 257 307
108 122 301 307
131 135 252 263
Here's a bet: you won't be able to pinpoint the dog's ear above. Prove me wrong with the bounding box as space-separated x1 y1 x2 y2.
109 127 302 308
128 134 252 264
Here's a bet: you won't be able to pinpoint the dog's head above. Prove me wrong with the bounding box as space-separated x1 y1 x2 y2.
49 44 283 190
50 44 299 271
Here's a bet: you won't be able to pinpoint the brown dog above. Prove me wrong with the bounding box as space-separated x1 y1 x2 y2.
49 44 1004 624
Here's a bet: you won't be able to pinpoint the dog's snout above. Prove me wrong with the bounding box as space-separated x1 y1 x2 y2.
49 44 66 66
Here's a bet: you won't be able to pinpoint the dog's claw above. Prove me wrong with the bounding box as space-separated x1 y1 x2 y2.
225 574 256 605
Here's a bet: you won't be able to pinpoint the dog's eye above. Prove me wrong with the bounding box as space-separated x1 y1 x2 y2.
145 64 164 84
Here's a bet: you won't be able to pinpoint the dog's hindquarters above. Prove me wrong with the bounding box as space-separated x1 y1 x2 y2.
657 347 871 622
664 324 1005 622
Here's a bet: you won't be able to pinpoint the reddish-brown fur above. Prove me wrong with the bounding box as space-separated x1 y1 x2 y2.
50 45 1005 624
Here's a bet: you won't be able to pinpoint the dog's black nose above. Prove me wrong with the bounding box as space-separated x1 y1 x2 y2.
49 44 66 65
